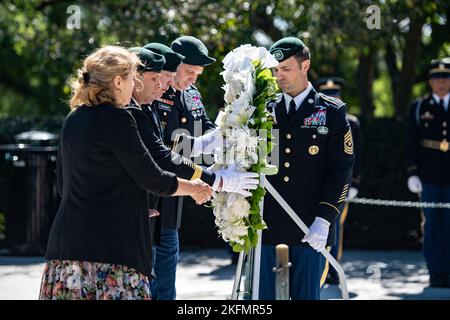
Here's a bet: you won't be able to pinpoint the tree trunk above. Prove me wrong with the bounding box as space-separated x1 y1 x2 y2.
356 49 375 119
385 43 400 115
396 13 424 120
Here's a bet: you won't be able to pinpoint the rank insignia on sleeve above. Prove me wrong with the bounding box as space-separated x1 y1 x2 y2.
338 184 349 203
344 129 353 155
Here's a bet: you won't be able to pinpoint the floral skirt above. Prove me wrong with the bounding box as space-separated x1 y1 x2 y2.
39 260 151 300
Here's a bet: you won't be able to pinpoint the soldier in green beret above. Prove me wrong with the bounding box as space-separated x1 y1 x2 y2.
260 37 354 299
128 47 166 104
143 43 186 101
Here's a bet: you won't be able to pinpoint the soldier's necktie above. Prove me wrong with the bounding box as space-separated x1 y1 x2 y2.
288 99 296 122
439 99 446 112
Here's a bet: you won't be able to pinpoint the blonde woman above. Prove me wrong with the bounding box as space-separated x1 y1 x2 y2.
39 46 212 300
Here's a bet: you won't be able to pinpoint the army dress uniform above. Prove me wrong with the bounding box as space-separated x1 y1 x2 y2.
405 60 450 287
263 89 354 249
260 86 354 299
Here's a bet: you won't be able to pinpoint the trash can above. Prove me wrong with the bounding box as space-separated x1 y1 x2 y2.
0 131 60 255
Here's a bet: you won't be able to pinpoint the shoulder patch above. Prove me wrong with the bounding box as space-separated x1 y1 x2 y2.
319 93 345 109
346 114 359 124
183 86 205 111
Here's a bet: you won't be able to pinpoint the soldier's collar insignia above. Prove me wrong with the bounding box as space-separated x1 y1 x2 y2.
272 49 284 61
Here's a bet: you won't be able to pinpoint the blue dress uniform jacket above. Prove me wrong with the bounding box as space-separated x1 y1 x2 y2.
263 88 354 246
153 85 216 230
406 94 450 187
47 104 179 278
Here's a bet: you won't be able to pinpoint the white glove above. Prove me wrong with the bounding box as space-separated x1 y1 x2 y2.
407 175 422 193
301 217 330 252
192 128 224 157
347 187 358 201
217 168 259 197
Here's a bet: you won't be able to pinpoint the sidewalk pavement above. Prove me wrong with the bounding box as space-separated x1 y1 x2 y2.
0 249 449 300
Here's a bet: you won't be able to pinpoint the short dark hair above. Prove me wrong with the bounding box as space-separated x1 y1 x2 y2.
293 47 311 65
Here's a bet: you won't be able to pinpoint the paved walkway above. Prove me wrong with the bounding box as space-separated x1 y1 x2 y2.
0 249 449 300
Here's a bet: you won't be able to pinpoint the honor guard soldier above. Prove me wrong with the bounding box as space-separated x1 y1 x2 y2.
406 59 450 288
260 37 354 300
315 77 363 285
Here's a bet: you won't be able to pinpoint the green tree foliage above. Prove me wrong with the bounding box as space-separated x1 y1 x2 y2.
0 0 449 119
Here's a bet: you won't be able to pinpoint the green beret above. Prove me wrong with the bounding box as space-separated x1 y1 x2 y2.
129 47 165 72
428 59 450 79
269 37 307 63
143 42 185 72
171 36 216 67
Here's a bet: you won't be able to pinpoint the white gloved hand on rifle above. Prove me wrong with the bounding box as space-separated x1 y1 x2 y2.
301 217 330 252
407 175 422 193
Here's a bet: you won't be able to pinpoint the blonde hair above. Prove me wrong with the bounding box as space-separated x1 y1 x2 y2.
69 45 141 109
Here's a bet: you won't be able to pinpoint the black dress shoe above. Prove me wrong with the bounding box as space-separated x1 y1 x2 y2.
429 273 446 288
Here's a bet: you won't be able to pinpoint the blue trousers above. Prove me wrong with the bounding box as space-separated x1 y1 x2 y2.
329 203 349 277
259 244 326 300
421 183 450 274
150 227 179 300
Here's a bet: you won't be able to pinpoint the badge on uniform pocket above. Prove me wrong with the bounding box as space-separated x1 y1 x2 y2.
420 111 434 120
317 126 328 135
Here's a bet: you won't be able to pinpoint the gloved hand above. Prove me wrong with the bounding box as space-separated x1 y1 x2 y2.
301 217 330 252
407 175 422 193
217 168 259 197
192 128 224 157
347 187 359 201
